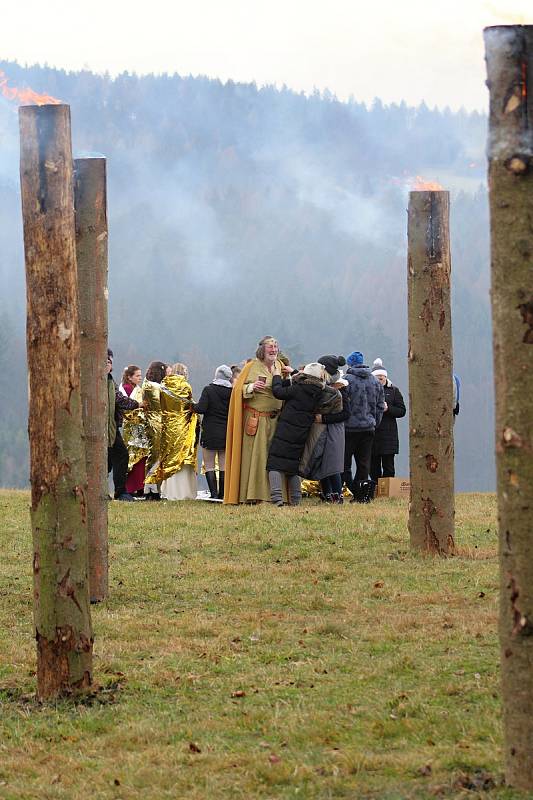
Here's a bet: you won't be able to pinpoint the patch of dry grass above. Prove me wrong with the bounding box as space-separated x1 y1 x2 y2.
0 490 518 799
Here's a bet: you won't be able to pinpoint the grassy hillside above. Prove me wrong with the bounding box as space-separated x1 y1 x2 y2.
0 491 515 799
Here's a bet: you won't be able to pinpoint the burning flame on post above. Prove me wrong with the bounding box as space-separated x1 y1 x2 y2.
411 175 444 191
0 70 61 106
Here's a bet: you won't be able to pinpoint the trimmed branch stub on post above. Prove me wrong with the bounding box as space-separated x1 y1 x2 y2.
19 103 93 700
407 190 455 555
485 24 533 791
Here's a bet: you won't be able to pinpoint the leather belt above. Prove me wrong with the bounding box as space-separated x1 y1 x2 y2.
244 405 280 419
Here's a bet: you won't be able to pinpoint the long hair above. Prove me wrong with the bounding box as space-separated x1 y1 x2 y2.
255 335 278 361
170 362 189 379
122 365 141 385
145 361 167 383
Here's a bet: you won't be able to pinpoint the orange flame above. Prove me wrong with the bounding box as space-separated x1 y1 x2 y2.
411 175 444 191
0 70 61 106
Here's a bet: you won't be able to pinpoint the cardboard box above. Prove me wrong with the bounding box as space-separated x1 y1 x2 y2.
377 477 410 498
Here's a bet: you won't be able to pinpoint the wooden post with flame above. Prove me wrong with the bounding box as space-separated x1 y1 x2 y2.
74 157 109 603
485 25 533 790
407 189 455 554
19 104 93 699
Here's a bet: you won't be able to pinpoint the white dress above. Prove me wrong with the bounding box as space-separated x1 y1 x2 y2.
161 465 197 500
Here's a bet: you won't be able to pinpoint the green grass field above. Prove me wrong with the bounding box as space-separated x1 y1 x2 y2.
0 490 521 799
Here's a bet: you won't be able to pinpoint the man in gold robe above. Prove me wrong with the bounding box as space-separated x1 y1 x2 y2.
225 336 289 504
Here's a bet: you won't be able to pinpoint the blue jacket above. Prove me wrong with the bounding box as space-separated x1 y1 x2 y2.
345 366 385 432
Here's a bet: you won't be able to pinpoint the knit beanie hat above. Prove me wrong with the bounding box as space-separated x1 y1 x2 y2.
346 351 364 367
317 354 346 376
371 357 388 378
214 364 233 382
303 362 326 381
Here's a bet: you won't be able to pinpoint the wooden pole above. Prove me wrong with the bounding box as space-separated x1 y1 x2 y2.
485 25 533 790
74 157 109 603
407 190 455 554
19 104 93 699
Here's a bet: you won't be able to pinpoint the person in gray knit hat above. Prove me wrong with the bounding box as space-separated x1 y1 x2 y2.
193 364 233 500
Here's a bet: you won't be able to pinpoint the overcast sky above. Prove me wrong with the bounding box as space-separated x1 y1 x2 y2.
1 0 531 110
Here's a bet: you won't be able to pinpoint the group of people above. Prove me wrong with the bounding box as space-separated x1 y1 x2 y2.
107 336 406 506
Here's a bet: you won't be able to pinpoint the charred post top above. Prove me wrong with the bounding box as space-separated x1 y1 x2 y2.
18 102 71 133
484 25 533 171
19 104 72 218
18 103 71 145
408 190 450 266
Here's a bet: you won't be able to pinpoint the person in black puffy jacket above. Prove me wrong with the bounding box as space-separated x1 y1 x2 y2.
267 363 326 506
369 358 406 482
193 365 233 499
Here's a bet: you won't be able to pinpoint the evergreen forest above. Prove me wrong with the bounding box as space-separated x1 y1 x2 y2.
0 61 491 490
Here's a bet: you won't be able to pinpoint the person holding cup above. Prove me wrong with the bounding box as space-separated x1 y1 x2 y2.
224 335 290 504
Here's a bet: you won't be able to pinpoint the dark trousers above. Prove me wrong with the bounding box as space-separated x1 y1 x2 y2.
320 474 342 496
108 430 129 498
343 430 374 490
370 452 395 482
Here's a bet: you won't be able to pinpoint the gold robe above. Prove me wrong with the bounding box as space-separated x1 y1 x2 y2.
151 375 198 483
122 385 149 471
301 479 321 497
301 479 353 499
224 358 285 504
142 379 162 483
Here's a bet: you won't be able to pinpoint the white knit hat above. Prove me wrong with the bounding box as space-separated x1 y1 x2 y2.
371 357 388 378
303 362 325 380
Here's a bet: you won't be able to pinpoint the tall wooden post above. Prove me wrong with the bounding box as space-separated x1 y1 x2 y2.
19 104 93 699
485 25 533 790
407 190 455 554
74 157 109 603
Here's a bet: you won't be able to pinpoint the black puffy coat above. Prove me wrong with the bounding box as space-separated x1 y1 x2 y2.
372 382 406 454
267 374 325 475
193 383 232 450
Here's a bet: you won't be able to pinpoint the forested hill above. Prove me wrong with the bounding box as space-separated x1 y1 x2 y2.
0 61 492 490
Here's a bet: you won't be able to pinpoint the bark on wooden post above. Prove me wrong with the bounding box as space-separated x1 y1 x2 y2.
407 190 455 554
19 104 93 699
74 157 109 603
485 25 533 790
